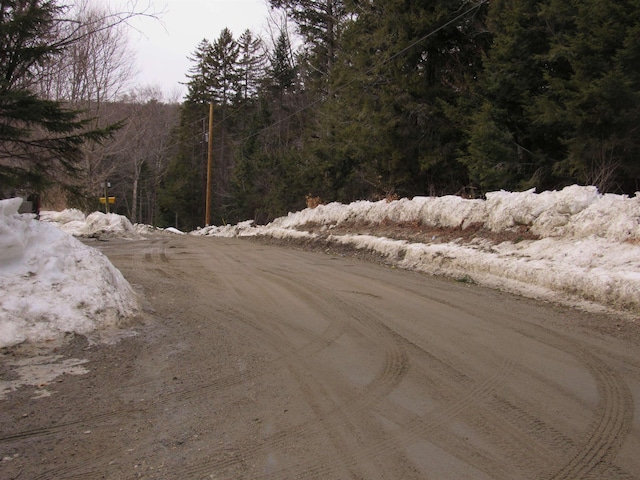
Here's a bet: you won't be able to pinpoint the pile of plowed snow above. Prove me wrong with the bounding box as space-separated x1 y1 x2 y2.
194 185 640 315
261 185 640 241
0 199 138 348
40 209 139 237
3 185 638 348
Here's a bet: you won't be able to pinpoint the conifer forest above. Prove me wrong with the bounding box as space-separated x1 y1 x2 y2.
2 0 640 230
166 0 640 229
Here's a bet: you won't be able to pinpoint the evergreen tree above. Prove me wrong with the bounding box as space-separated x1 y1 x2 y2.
463 0 640 194
535 0 640 192
163 0 640 225
237 29 267 102
269 0 346 92
209 28 241 216
158 103 207 229
209 28 240 106
268 28 297 97
461 0 550 193
164 29 254 226
310 0 488 199
185 39 215 105
0 0 116 194
229 27 309 222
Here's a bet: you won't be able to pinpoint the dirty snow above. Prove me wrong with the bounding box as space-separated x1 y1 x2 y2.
0 200 138 348
1 185 639 349
195 185 640 316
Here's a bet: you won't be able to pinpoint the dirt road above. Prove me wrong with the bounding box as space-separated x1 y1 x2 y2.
1 234 639 479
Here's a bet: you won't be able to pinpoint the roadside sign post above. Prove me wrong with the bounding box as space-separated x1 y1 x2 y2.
101 181 111 213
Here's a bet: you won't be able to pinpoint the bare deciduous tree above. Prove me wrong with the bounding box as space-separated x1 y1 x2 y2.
114 87 179 223
33 0 163 208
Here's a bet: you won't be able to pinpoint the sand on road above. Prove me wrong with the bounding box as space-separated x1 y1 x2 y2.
1 234 639 479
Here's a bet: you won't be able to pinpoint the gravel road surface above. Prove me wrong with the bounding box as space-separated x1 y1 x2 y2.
1 234 639 479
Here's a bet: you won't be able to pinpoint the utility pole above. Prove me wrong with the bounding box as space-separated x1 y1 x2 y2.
205 102 214 226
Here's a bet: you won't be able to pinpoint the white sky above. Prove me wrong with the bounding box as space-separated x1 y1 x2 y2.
110 0 272 98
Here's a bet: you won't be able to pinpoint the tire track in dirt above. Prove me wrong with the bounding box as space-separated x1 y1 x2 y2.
511 324 635 480
16 410 147 480
352 300 570 478
95 240 378 478
248 341 520 479
123 238 640 478
179 279 413 478
547 359 633 479
185 279 520 479
167 249 524 479
7 236 637 479
489 395 576 456
349 270 637 479
0 407 142 444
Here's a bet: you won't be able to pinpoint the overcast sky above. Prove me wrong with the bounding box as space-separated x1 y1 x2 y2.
118 0 272 99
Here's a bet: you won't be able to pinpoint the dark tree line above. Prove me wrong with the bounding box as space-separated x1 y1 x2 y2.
159 0 640 230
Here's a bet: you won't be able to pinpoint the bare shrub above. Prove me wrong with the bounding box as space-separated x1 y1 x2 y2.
306 194 322 209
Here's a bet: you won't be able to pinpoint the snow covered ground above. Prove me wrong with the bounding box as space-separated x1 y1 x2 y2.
1 185 639 349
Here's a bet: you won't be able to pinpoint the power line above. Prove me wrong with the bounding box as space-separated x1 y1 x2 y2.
235 0 488 144
160 1 488 165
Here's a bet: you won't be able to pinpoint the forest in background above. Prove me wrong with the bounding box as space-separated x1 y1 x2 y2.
2 0 639 230
0 0 180 225
163 0 640 230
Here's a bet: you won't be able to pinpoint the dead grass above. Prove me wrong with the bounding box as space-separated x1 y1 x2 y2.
299 219 539 245
305 195 322 209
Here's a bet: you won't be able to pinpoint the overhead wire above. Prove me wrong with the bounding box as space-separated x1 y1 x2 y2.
234 0 488 144
157 1 488 159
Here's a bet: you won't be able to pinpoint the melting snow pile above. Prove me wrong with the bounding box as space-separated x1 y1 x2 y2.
262 185 640 240
0 198 138 348
195 185 640 315
2 185 638 348
40 208 139 238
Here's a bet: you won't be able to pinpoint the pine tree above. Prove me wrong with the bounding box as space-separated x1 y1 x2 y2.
461 0 551 193
158 102 207 229
185 39 215 105
269 0 346 92
209 28 240 106
229 27 309 222
536 0 640 192
462 0 640 194
0 0 116 194
237 29 267 102
268 29 297 98
310 0 488 199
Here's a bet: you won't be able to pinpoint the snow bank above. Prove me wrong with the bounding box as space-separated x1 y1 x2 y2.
164 227 185 235
0 199 139 348
329 234 640 313
194 185 640 315
194 220 257 238
6 184 637 347
42 209 139 238
262 185 640 241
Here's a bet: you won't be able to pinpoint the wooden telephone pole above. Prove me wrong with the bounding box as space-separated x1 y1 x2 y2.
205 102 214 226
